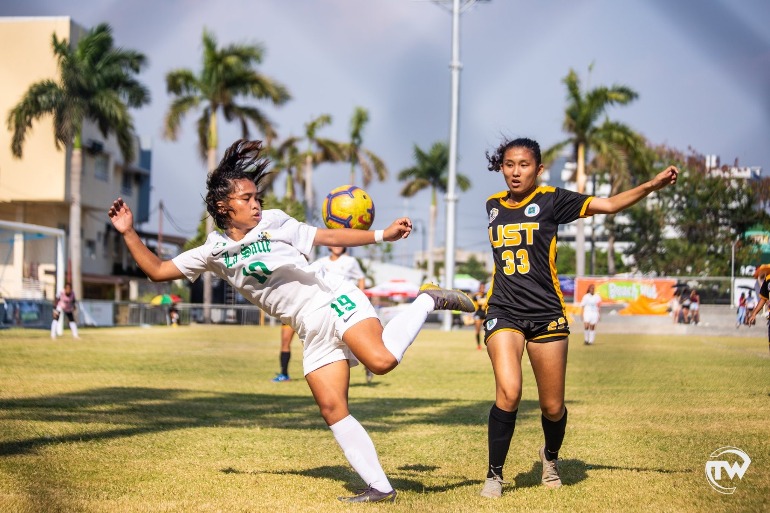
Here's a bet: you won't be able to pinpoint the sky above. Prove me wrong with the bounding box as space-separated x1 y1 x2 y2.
2 0 769 267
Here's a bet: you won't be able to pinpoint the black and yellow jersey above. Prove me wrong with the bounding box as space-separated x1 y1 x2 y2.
485 186 592 321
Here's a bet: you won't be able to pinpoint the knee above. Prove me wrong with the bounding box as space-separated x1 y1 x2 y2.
365 354 398 375
316 400 349 425
496 387 522 411
541 402 565 421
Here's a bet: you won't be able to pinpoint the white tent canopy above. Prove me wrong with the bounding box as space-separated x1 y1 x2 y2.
364 279 420 299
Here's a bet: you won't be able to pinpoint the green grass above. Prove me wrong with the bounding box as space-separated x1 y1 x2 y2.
0 325 768 512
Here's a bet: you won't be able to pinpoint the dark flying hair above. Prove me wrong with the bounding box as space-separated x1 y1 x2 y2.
486 137 542 172
205 139 271 230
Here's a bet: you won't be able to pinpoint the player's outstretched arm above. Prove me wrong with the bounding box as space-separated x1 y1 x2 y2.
108 198 184 282
314 217 412 247
586 165 678 215
747 297 768 324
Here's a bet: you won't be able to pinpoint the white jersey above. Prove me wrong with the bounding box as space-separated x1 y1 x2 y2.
172 209 328 328
309 254 364 287
580 292 602 323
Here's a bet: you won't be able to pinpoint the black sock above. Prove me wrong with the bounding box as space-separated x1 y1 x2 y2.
541 408 568 461
475 332 480 345
487 404 517 479
280 351 291 375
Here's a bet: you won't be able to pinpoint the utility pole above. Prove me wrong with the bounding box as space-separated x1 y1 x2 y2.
433 0 488 330
157 200 164 258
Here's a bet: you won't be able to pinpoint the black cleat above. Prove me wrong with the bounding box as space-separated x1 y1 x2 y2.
338 486 397 503
419 283 477 312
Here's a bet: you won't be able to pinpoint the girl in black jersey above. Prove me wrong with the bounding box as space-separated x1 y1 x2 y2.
479 137 678 498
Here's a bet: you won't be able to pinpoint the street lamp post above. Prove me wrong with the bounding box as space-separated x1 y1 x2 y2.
433 0 487 330
731 237 740 307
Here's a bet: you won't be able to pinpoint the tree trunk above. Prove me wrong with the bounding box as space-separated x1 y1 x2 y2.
575 142 587 277
304 153 314 222
606 214 616 276
203 112 218 323
70 147 83 299
427 188 437 283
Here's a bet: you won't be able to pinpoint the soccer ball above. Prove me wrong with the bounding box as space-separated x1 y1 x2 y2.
321 185 375 230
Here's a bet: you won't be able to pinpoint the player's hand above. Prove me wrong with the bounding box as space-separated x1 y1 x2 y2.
108 198 134 234
650 165 678 190
383 217 412 241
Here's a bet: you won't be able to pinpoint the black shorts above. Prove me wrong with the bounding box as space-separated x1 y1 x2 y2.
473 309 485 321
483 315 570 344
54 310 75 322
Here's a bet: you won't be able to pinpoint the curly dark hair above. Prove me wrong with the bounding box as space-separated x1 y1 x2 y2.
485 137 542 172
205 139 271 230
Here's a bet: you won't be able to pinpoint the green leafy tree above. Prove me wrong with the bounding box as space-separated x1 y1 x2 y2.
164 29 290 316
456 255 490 282
346 106 387 187
398 142 471 282
587 123 651 274
621 145 765 276
7 23 150 299
544 66 639 277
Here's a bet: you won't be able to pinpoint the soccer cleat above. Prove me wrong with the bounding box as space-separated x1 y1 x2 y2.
419 283 476 313
337 486 397 503
271 373 290 383
539 446 562 489
480 474 508 498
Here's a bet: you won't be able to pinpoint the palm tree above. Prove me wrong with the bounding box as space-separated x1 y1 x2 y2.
588 122 649 275
544 67 638 276
347 106 387 187
398 142 471 282
301 114 346 222
7 23 149 299
266 135 303 200
164 29 290 319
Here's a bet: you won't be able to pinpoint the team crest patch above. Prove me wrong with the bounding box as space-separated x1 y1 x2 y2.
486 318 498 330
489 208 499 223
525 204 540 217
257 231 270 241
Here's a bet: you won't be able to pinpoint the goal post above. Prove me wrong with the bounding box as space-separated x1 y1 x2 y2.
0 220 66 299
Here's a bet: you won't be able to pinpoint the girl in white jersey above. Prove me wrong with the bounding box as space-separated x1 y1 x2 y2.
108 139 475 503
580 284 602 345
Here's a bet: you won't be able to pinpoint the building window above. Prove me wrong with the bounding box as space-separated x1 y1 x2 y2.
94 154 109 181
121 173 133 195
86 239 97 260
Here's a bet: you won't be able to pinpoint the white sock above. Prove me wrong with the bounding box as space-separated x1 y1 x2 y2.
589 330 595 344
70 322 79 338
584 331 589 343
51 320 58 339
382 294 434 362
330 415 392 493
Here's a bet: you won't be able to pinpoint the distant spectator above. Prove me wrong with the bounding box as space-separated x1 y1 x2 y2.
736 293 747 328
169 303 180 327
51 282 79 339
688 290 700 325
745 291 757 326
679 291 691 324
669 293 681 325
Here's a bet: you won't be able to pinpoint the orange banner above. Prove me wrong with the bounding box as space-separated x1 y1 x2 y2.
574 277 678 306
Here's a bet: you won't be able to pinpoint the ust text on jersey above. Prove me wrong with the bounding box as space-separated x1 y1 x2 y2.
489 222 540 275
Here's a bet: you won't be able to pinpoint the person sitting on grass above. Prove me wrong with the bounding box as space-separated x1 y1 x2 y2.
107 138 476 504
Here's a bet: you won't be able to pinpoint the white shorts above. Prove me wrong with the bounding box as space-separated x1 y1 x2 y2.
582 311 599 325
298 279 379 376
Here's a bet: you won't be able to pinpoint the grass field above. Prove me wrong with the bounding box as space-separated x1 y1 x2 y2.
0 324 767 513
